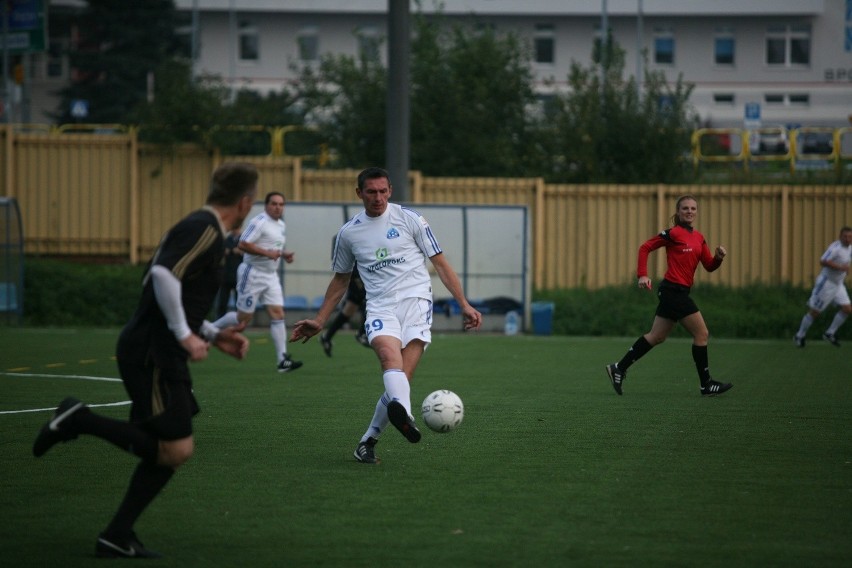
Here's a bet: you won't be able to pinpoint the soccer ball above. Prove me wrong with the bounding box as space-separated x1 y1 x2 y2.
421 390 464 433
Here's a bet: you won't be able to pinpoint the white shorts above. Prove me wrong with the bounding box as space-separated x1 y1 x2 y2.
235 264 284 313
807 276 851 312
364 297 433 349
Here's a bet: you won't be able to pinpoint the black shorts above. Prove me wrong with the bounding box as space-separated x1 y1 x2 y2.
118 358 200 441
655 279 700 321
345 272 366 305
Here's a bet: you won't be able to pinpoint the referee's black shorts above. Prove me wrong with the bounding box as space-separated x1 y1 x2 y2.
655 279 700 321
118 357 200 441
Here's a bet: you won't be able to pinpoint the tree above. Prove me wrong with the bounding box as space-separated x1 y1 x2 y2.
409 16 539 177
535 38 698 183
294 10 539 175
296 49 387 168
54 0 188 124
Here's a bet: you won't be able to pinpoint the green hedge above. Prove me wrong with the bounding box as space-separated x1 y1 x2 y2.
21 258 145 326
537 282 846 341
12 258 845 342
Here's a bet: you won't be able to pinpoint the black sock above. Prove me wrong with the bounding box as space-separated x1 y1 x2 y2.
72 410 159 462
692 344 711 384
325 311 349 337
104 461 174 538
617 336 653 371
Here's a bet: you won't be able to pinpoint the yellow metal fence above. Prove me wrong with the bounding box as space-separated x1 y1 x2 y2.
2 126 850 289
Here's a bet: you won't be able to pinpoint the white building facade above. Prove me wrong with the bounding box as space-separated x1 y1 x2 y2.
34 0 852 129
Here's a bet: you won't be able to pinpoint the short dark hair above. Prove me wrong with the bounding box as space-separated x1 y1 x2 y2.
207 162 258 206
357 167 391 190
265 191 285 205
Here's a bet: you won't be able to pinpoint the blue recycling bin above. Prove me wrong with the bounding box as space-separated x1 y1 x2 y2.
531 301 555 335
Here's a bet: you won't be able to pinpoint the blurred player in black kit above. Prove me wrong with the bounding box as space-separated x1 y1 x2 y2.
32 162 258 558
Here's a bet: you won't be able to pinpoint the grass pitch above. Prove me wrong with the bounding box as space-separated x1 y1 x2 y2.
1 327 850 567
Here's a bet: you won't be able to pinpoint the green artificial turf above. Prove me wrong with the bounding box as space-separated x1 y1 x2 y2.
1 328 849 567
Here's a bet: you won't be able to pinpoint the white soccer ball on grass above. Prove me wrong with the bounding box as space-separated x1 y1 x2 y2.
421 389 464 433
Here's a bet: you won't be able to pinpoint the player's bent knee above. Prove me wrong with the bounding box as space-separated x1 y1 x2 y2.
159 437 195 468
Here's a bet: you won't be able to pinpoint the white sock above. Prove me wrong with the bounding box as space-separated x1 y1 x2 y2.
361 392 391 442
383 369 411 416
826 311 849 335
212 311 240 329
796 313 814 338
270 319 288 363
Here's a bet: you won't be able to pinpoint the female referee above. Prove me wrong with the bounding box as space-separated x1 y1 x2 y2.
605 195 733 397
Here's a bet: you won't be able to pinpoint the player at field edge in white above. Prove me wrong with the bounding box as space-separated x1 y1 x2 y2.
794 226 852 347
213 191 303 372
290 167 482 460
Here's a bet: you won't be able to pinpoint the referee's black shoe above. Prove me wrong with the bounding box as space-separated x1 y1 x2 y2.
700 380 733 397
96 532 162 559
387 401 421 443
605 363 625 395
33 397 86 457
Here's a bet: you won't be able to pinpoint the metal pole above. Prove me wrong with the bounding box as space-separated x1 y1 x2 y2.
1 1 9 123
191 0 199 81
636 0 643 100
386 0 410 201
600 0 608 94
228 0 236 101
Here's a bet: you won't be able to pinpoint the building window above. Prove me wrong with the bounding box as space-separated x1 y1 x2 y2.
357 27 381 62
298 26 319 62
713 93 735 104
31 38 67 80
765 93 811 105
714 29 735 65
654 29 675 65
238 21 259 62
534 24 555 64
766 25 810 66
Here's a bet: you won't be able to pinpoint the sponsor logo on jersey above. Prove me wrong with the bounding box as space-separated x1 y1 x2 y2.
368 247 405 273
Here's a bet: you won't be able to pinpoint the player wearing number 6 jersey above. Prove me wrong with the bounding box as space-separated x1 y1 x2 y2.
213 191 303 373
794 227 852 348
290 167 482 464
605 195 733 397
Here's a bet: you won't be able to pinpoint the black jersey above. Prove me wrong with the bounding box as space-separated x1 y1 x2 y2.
117 208 225 370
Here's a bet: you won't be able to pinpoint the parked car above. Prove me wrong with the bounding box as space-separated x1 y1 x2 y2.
754 127 789 155
798 132 833 154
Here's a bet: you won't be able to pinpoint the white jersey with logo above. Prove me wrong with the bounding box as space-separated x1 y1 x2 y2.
818 239 852 285
807 239 852 311
332 203 441 310
240 212 286 272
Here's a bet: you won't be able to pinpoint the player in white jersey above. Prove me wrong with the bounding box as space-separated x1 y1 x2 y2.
290 167 482 463
794 226 852 347
213 192 303 372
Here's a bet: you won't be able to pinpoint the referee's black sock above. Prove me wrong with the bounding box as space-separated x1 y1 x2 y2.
73 411 159 462
103 460 174 538
617 336 653 371
692 344 711 384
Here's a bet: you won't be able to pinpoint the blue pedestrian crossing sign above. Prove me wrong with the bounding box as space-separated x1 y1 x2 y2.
744 102 761 128
745 102 760 121
70 99 89 119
